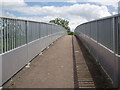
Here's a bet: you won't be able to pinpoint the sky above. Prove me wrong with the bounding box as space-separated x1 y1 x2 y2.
0 0 119 31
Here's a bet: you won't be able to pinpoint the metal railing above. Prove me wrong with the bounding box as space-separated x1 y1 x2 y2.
0 17 67 86
0 17 67 54
75 14 120 55
74 14 120 87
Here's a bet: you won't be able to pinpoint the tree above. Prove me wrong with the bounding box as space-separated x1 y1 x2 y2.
49 18 70 32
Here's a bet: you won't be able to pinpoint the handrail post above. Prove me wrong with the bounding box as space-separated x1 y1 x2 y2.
113 16 118 87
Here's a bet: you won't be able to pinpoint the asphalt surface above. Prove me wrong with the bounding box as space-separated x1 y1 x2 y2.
4 35 74 88
3 35 113 88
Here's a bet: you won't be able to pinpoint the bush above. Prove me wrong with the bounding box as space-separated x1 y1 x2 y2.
67 31 74 35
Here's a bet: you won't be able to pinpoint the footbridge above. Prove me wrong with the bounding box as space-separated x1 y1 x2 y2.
0 14 120 88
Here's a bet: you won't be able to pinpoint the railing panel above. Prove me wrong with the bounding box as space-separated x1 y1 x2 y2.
27 21 39 43
98 18 113 51
91 21 97 41
1 19 27 53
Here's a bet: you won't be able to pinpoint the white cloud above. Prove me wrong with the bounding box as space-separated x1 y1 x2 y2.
2 11 17 18
67 0 77 3
8 4 111 18
2 0 112 31
2 0 27 10
68 16 87 31
112 12 117 15
81 0 119 7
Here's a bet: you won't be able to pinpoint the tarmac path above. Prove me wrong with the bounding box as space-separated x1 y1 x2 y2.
4 35 74 88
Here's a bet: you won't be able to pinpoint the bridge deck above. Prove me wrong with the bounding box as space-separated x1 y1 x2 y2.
73 36 95 88
3 35 97 88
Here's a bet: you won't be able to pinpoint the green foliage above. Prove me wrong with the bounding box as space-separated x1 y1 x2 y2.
49 18 70 33
67 31 74 35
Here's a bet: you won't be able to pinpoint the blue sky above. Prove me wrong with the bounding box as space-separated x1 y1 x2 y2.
1 0 119 31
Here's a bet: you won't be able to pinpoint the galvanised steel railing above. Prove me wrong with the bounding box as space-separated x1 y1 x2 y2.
75 14 120 55
0 17 67 86
0 17 67 54
74 14 120 87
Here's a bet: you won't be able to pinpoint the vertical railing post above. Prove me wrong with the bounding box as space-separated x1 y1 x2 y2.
1 18 3 54
39 23 40 39
113 17 115 54
118 15 120 88
96 20 98 43
25 21 28 44
26 21 29 44
0 18 3 87
113 16 118 87
26 20 29 64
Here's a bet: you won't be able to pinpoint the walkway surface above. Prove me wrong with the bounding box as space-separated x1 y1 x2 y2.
3 35 96 88
4 35 74 88
73 36 95 88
